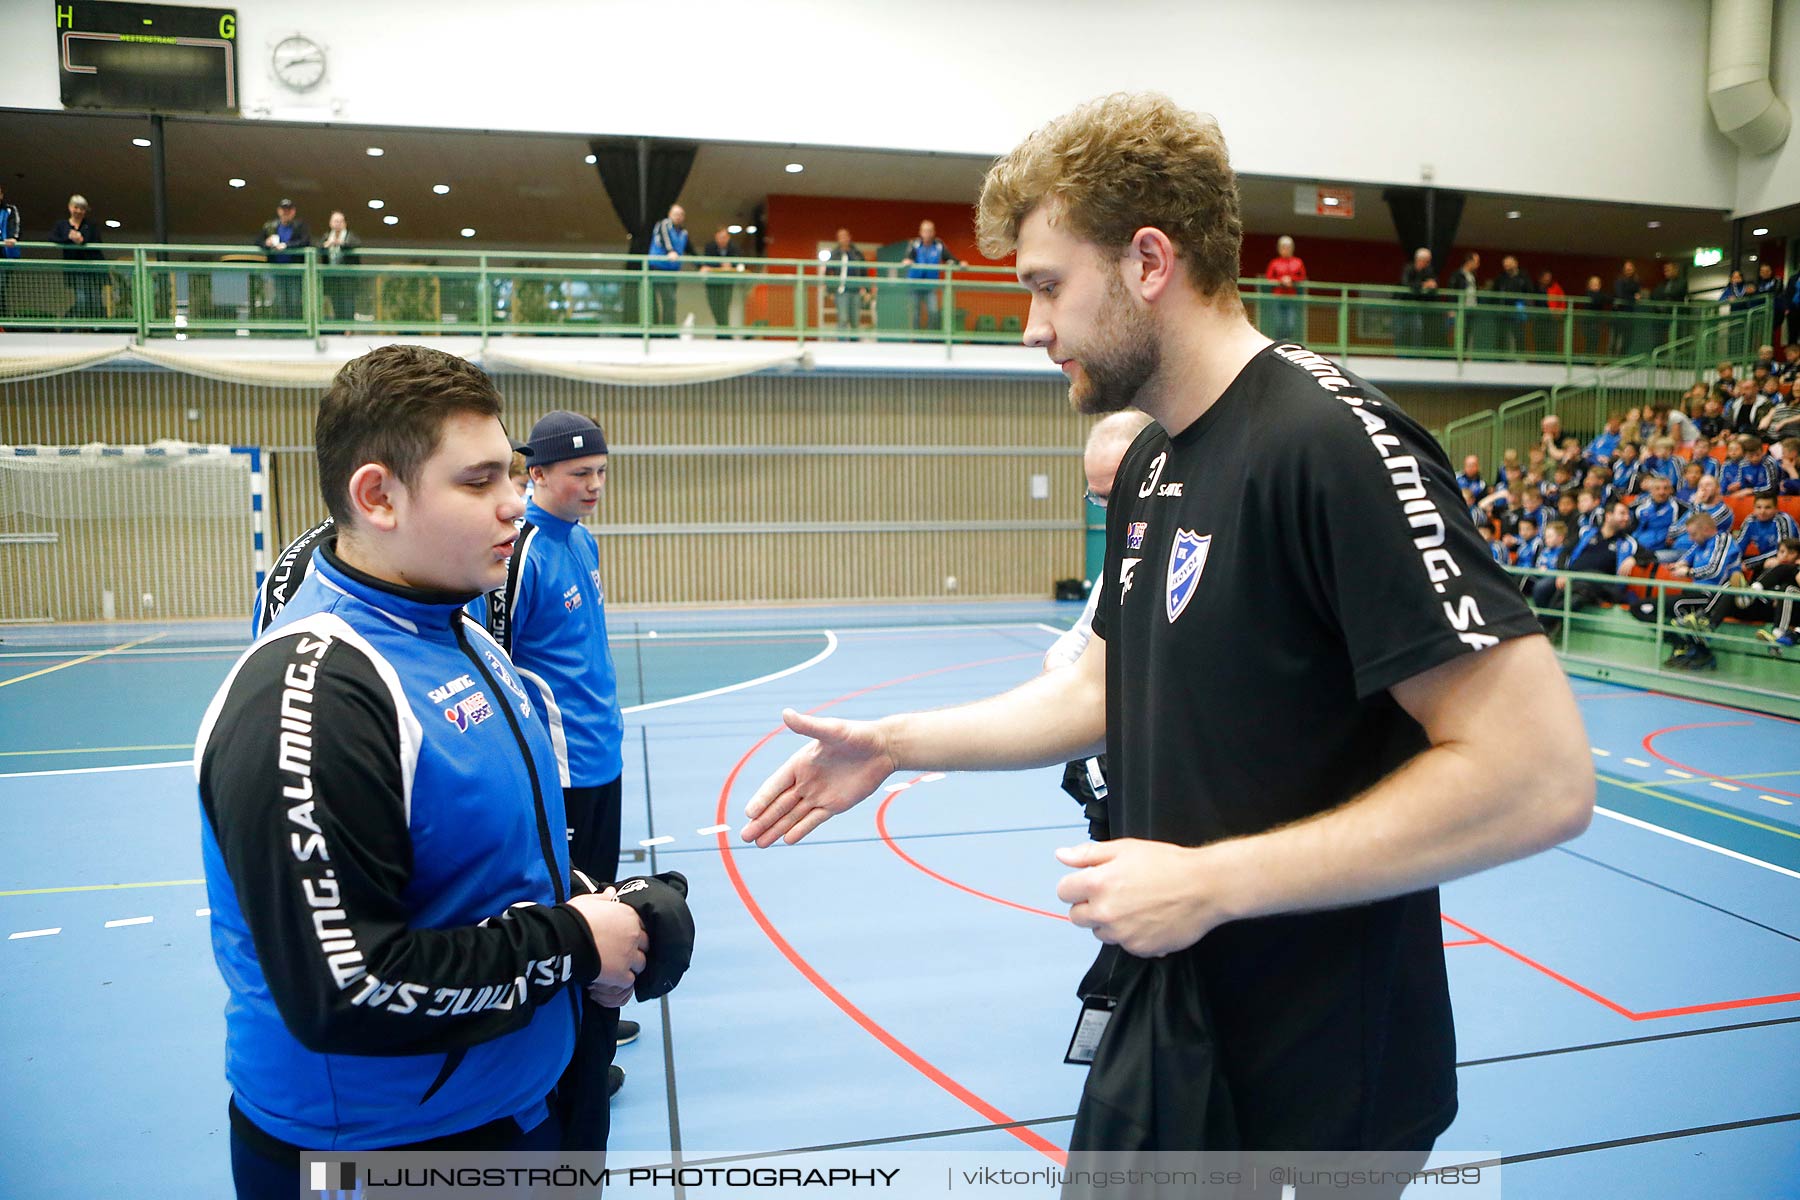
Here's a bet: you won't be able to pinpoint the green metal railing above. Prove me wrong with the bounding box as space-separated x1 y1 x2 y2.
0 242 1764 366
1508 563 1800 718
1435 311 1768 472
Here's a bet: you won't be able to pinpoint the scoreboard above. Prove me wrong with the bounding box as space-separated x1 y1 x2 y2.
56 2 239 114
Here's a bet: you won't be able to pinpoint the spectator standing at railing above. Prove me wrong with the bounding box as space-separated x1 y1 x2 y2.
647 204 692 327
899 220 960 333
1737 493 1799 577
1536 270 1565 354
822 228 871 333
698 227 743 332
1651 260 1687 343
257 198 311 322
1582 275 1608 356
1262 235 1306 342
1607 261 1638 355
319 210 362 322
0 183 19 321
1755 263 1783 331
51 194 106 325
1400 247 1436 348
1720 269 1752 314
1448 252 1480 349
1785 277 1800 346
1489 256 1533 354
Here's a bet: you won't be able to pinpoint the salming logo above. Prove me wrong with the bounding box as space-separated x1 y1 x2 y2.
1274 345 1497 650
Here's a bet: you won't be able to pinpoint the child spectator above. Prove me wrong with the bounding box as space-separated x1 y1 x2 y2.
1636 437 1681 490
1611 442 1641 493
1723 435 1773 493
1533 501 1640 633
1575 487 1605 536
1513 516 1545 570
1749 538 1800 652
1501 484 1551 548
1478 522 1507 564
1496 447 1525 492
1676 460 1705 504
1777 437 1800 495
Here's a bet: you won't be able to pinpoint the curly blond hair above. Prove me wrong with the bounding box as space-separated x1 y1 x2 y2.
976 93 1241 301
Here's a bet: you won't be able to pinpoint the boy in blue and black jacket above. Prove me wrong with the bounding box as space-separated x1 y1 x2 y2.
197 346 648 1197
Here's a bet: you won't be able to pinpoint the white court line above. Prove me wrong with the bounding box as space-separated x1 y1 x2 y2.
614 622 1057 642
8 928 60 940
1593 806 1800 881
1623 758 1652 768
1034 623 1069 638
1665 769 1695 779
195 908 211 917
104 916 153 928
0 645 243 660
624 631 839 714
1590 747 1611 757
0 759 191 781
638 836 674 848
695 824 730 836
1762 795 1795 807
1710 781 1742 792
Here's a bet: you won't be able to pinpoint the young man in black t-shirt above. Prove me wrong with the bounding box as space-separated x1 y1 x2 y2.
739 94 1593 1170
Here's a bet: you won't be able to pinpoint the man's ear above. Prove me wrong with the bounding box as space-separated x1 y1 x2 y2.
1124 227 1177 304
346 463 402 533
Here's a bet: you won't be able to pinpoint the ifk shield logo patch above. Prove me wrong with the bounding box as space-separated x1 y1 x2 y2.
1165 529 1212 624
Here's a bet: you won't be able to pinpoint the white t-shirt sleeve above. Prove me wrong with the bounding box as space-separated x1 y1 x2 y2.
1044 568 1104 670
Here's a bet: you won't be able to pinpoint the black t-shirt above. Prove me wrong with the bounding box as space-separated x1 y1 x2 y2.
1091 342 1541 1150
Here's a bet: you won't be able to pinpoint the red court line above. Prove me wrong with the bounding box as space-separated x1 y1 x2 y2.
1440 914 1800 1021
1441 938 1485 948
714 651 1067 1164
1642 686 1800 727
874 780 1071 923
1641 721 1800 801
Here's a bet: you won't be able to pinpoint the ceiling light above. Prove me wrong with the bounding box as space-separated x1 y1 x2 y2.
727 224 743 234
228 178 246 188
1322 196 1339 206
433 184 450 195
746 225 758 234
460 227 476 238
584 154 597 165
383 215 399 225
367 199 384 209
1506 210 1521 220
366 147 384 157
1647 220 1662 229
1753 227 1770 236
104 219 121 228
785 163 804 173
1750 254 1759 261
131 137 151 148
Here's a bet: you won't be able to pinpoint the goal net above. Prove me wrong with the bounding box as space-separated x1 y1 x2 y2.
0 443 263 626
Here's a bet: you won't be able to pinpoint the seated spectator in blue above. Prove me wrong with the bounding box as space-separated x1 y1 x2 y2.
1531 501 1639 631
1722 434 1773 493
1632 474 1688 563
1539 519 1570 570
1738 492 1800 577
1635 437 1681 491
1496 448 1524 492
1585 414 1624 464
1456 455 1488 503
1611 442 1641 493
1689 435 1721 475
1641 509 1747 669
1670 474 1733 556
1460 485 1486 530
1777 436 1800 495
1544 462 1576 506
1676 460 1705 504
1549 491 1579 535
1478 523 1507 564
1575 487 1605 537
1500 484 1551 551
1513 516 1545 569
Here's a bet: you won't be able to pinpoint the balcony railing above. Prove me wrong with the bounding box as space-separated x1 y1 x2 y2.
0 242 1772 369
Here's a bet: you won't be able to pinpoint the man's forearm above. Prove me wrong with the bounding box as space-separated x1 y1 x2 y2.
1207 738 1591 928
879 650 1104 773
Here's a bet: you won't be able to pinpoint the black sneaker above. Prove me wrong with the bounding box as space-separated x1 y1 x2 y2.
616 1019 640 1047
1663 647 1695 669
1686 649 1718 671
607 1065 625 1098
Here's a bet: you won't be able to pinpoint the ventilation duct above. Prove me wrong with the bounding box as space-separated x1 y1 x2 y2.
1708 0 1791 154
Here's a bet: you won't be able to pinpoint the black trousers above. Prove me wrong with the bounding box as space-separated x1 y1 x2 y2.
558 776 624 1152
